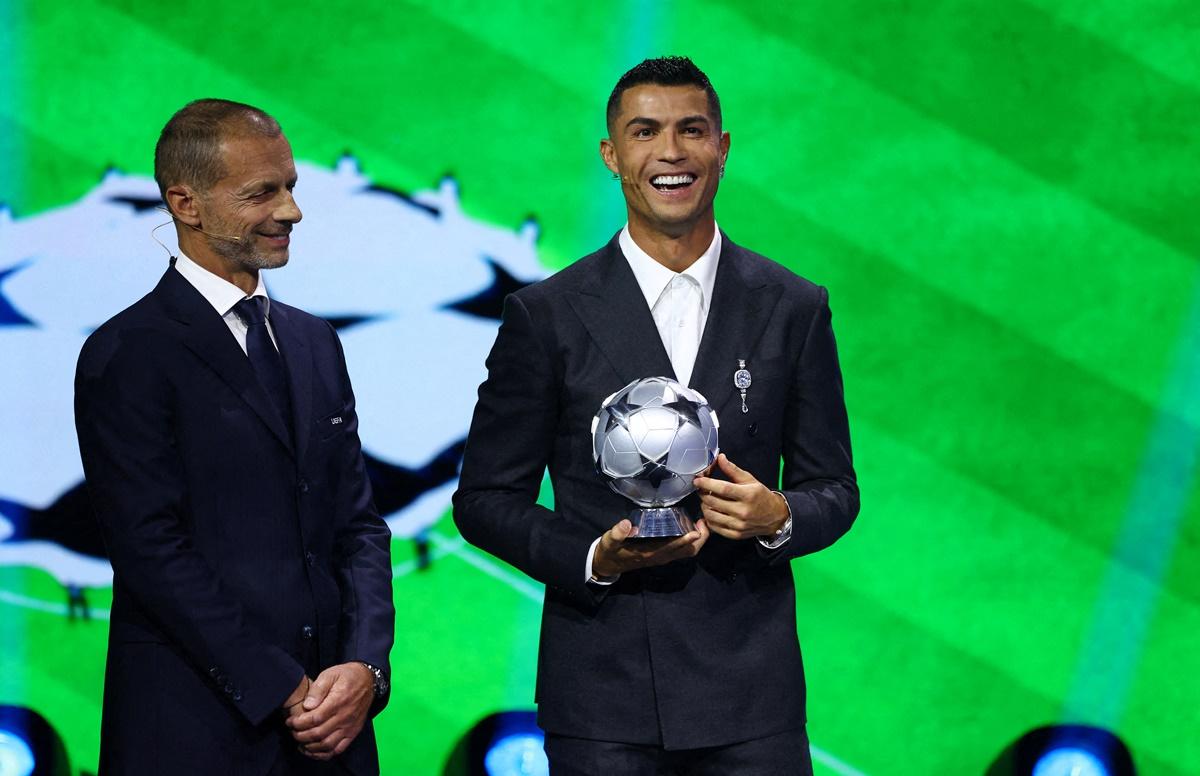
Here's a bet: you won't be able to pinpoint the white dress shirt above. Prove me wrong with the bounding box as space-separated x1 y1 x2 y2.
619 224 720 388
172 252 278 354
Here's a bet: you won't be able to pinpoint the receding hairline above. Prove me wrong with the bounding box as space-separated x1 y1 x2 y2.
153 99 285 200
215 120 274 144
212 124 292 156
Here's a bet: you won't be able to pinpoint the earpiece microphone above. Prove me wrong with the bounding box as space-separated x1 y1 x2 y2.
154 206 243 243
186 223 244 243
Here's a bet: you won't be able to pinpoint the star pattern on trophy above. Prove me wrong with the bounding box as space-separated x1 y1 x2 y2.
590 376 720 510
605 393 639 432
662 396 703 430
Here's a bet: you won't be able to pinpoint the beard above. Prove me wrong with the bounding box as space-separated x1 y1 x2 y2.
206 228 289 272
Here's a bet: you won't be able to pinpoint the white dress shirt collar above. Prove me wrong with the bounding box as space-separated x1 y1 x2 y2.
619 224 721 313
173 251 270 317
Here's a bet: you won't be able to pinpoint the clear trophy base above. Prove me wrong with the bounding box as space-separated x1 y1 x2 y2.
628 506 695 539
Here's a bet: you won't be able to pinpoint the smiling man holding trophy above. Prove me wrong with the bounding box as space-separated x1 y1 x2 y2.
454 56 859 774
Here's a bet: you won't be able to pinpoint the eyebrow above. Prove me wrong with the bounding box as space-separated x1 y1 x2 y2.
625 116 661 130
624 114 712 130
236 175 298 194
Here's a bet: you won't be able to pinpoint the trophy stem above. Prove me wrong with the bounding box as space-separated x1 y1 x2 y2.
628 506 695 539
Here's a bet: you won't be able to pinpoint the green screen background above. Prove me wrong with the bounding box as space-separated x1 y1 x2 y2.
1 1 1198 773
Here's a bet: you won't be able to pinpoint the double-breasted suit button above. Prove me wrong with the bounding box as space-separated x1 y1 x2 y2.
233 691 243 702
302 625 314 640
748 422 758 437
298 479 310 494
305 551 316 566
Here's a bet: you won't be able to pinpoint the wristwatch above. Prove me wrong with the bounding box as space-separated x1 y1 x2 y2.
759 491 793 549
359 662 389 699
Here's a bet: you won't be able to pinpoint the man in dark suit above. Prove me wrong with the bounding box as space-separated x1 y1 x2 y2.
74 99 394 775
453 57 859 774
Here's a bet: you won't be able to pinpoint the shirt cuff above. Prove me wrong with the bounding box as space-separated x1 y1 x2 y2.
757 491 793 550
585 536 619 585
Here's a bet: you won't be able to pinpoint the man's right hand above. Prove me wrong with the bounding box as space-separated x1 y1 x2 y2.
591 518 710 578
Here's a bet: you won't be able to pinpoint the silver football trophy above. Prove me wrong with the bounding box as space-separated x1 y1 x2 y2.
590 376 720 538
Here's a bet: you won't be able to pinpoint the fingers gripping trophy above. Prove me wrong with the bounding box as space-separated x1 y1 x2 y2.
590 376 720 538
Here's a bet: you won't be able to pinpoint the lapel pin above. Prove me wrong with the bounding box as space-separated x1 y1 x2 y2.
733 359 752 413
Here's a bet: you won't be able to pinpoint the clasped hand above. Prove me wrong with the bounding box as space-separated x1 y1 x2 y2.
591 454 788 577
281 662 374 760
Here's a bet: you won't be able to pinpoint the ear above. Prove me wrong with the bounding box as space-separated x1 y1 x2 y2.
719 131 731 167
599 138 619 176
164 184 202 226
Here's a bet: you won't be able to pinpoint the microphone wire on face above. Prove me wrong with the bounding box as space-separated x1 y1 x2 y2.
151 205 244 253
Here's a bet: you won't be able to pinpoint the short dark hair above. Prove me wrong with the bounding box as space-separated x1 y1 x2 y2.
154 98 282 203
606 56 722 133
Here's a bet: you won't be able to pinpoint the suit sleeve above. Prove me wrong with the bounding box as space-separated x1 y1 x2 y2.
327 324 395 713
453 293 599 592
74 331 304 726
763 286 860 562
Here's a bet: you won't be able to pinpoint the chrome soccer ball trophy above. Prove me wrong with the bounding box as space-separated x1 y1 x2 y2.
590 376 720 538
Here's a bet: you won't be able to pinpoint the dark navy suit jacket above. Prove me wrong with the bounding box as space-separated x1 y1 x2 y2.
75 265 394 775
454 233 859 750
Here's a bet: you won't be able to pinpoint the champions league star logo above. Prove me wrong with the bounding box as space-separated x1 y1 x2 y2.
591 377 719 538
0 157 546 615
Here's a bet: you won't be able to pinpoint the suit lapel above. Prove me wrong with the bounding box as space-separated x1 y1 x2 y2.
270 303 314 463
689 236 783 417
567 237 676 387
155 267 295 456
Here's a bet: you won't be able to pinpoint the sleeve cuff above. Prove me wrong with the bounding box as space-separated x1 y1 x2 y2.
585 536 619 585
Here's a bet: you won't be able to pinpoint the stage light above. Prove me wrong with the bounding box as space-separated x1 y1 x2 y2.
443 710 548 776
0 706 70 776
985 724 1135 776
1033 747 1108 776
483 730 548 776
0 730 36 776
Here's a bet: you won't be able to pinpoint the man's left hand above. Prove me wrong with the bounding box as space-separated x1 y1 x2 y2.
694 454 789 540
285 662 374 760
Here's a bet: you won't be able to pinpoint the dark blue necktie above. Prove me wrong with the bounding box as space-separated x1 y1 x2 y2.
233 297 293 436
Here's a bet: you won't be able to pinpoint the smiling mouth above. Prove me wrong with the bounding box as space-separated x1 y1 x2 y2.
650 173 696 192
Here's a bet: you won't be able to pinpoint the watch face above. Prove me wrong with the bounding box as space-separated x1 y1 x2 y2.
362 663 388 696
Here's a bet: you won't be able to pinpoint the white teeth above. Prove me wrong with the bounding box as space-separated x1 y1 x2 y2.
652 174 695 186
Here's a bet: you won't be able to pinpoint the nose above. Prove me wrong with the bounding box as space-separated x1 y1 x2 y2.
658 131 685 164
275 189 303 224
